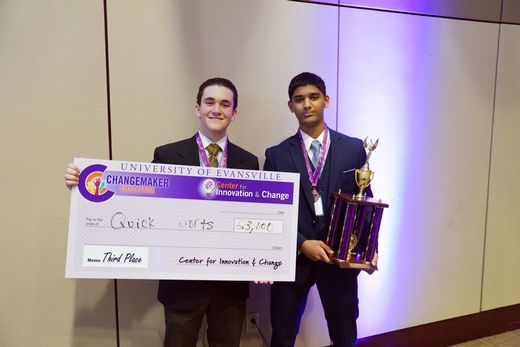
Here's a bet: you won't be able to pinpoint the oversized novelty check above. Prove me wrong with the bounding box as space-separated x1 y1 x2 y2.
65 158 299 281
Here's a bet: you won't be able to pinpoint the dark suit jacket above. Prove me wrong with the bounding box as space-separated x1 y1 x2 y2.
264 129 371 285
153 135 259 308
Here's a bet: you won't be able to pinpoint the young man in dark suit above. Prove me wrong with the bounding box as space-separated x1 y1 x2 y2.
264 72 377 347
65 77 259 347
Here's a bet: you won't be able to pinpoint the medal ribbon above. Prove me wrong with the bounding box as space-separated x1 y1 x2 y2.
195 132 228 168
299 126 329 188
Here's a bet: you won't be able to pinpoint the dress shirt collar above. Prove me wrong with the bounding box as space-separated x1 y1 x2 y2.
198 131 228 151
299 128 326 151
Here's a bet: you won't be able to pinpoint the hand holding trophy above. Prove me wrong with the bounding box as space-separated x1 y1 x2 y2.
326 138 388 272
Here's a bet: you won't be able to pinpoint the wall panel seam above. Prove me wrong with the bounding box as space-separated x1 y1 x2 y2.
480 3 504 312
102 0 119 345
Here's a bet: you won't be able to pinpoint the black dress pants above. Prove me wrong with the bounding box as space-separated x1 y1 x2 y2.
270 261 360 347
163 287 246 347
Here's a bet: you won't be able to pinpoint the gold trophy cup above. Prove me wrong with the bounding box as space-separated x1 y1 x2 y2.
354 138 378 200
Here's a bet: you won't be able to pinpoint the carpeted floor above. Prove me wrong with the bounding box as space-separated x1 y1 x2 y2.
451 329 520 346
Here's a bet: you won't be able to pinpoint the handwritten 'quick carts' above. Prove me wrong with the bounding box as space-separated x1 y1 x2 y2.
65 158 300 281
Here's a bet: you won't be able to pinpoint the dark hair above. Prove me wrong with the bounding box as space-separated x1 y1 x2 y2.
196 77 238 110
288 72 327 100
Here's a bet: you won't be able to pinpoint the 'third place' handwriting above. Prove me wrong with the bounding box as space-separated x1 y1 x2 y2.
102 252 142 263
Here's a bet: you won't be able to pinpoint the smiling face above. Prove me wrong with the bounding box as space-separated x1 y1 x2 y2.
196 85 237 141
288 84 330 137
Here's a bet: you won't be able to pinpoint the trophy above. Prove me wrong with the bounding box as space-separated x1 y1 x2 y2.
326 138 389 272
355 138 378 200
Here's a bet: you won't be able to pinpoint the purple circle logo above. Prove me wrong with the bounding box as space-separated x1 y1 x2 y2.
199 178 217 198
78 164 115 202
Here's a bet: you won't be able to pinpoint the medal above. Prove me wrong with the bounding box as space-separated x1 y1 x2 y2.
311 187 320 202
299 126 329 198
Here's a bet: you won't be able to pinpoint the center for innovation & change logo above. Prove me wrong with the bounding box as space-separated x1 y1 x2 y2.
199 178 217 198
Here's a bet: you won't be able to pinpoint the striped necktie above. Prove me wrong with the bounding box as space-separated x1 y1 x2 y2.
310 140 321 168
206 143 221 167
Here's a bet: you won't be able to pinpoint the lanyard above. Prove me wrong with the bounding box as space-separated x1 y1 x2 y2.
298 127 329 188
195 133 228 168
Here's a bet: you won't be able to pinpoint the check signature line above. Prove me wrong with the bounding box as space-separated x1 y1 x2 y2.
86 243 282 251
85 225 283 233
177 265 256 267
156 246 281 251
220 211 284 215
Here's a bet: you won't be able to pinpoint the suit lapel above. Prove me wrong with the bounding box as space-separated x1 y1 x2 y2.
179 135 201 166
327 130 343 196
288 133 314 212
226 141 242 169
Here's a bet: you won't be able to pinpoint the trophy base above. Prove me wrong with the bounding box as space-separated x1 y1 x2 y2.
334 256 377 273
